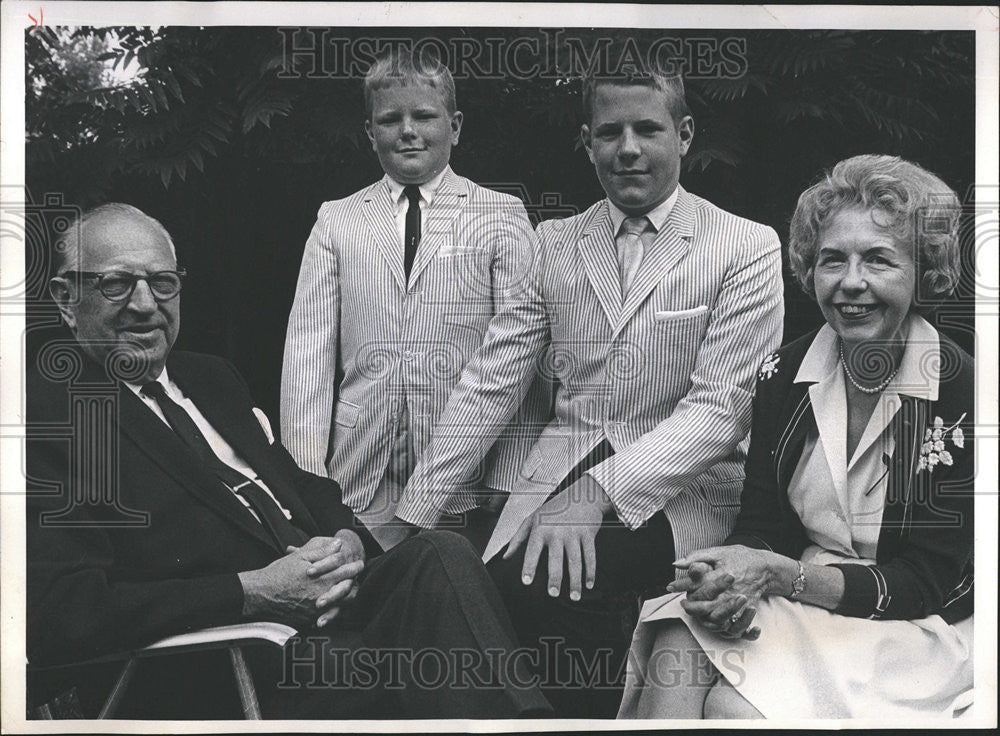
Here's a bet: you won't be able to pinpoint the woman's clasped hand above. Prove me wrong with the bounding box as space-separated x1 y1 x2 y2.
668 545 796 641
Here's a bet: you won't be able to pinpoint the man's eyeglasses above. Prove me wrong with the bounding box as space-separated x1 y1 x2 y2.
61 269 187 303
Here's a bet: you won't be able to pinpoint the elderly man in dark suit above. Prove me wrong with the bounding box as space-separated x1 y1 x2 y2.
27 203 549 719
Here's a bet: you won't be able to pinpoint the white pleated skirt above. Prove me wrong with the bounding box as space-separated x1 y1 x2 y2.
619 592 974 721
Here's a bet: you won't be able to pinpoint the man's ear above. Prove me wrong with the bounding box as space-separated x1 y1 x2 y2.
676 116 695 156
450 110 463 146
364 119 376 151
580 124 595 164
48 276 77 331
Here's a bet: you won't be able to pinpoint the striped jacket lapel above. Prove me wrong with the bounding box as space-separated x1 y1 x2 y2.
613 187 696 339
409 168 467 286
576 201 622 328
362 178 407 292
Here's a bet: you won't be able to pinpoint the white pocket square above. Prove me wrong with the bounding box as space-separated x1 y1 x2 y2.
654 305 709 322
252 407 276 444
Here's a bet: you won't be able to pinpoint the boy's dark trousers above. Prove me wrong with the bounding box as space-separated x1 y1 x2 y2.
483 440 677 718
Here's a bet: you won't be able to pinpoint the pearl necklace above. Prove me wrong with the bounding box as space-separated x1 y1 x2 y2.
839 341 898 395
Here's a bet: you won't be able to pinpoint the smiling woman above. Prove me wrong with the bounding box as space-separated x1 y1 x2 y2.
813 207 917 348
618 155 974 720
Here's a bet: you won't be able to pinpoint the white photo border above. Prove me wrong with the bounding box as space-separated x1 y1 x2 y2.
2 2 996 732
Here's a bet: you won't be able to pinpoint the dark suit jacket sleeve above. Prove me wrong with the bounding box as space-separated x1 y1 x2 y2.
27 439 245 665
267 440 383 559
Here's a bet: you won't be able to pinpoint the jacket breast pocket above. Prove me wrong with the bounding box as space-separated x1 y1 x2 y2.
649 306 711 358
423 249 493 308
654 305 710 323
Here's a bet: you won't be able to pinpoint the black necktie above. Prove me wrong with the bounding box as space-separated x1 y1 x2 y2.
140 382 309 551
403 184 422 278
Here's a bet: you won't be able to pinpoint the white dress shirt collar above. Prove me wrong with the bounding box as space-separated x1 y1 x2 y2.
124 366 169 395
794 313 940 401
386 166 449 210
607 186 679 235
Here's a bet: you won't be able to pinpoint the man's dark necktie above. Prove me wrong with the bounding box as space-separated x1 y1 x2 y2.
140 382 309 551
403 184 422 278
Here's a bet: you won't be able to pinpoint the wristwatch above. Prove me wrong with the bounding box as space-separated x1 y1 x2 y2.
789 560 806 599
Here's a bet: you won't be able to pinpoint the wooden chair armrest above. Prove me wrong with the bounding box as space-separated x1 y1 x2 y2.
29 623 297 719
141 622 296 655
29 622 297 671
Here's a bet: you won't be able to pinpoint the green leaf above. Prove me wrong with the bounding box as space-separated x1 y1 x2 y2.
162 70 185 102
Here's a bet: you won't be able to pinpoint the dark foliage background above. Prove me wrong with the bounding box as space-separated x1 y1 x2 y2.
25 27 976 424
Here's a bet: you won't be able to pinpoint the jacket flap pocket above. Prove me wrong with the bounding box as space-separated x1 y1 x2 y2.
700 478 744 509
334 400 360 428
519 450 543 479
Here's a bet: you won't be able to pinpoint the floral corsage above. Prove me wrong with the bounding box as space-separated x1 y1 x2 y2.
758 352 780 381
918 413 966 473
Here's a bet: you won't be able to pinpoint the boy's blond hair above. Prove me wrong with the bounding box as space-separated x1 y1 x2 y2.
363 46 456 116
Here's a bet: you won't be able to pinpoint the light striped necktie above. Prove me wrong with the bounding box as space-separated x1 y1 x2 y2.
617 216 649 297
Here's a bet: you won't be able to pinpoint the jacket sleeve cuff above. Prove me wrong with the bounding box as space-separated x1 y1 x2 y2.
190 573 247 628
394 498 439 529
349 519 384 559
830 563 880 618
584 466 659 530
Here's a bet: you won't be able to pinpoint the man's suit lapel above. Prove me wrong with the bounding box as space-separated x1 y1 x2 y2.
116 381 277 550
362 179 407 292
409 168 468 286
613 187 696 339
576 201 622 328
166 355 320 537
